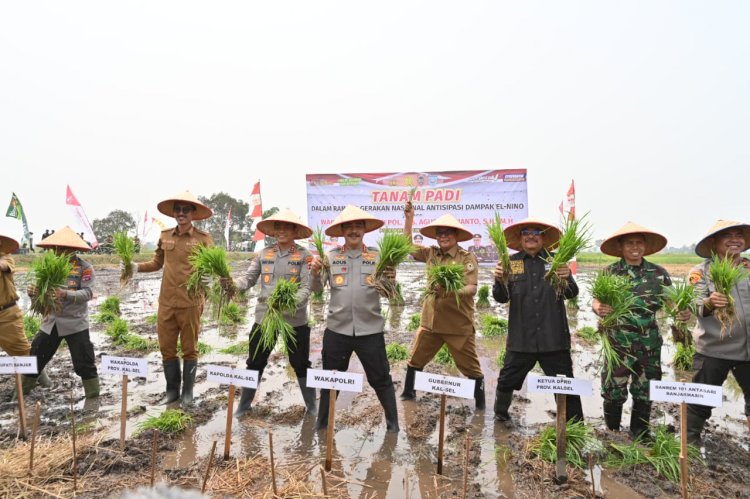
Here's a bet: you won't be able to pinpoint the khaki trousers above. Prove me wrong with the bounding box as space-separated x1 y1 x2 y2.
0 305 31 356
158 305 202 361
407 326 483 378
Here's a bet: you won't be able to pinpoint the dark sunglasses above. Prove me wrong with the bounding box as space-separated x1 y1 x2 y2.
520 228 544 236
173 205 195 214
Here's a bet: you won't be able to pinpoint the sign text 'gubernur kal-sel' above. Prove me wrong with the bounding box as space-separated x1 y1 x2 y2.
414 371 475 399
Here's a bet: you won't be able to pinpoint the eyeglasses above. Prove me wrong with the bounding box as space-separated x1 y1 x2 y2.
435 229 456 237
520 228 544 236
173 205 195 214
273 223 294 231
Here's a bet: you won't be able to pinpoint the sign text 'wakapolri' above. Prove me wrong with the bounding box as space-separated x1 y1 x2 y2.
206 365 259 389
414 371 475 399
306 369 363 393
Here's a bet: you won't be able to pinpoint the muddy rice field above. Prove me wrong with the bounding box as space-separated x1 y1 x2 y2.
1 261 749 498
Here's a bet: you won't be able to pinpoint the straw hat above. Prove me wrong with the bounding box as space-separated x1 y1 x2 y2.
256 209 313 239
157 191 213 221
420 214 473 242
0 234 19 255
325 205 384 237
504 217 561 252
695 220 750 258
37 226 92 252
600 222 667 258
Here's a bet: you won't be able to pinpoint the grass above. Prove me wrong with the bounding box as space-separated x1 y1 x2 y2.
486 212 511 285
94 296 122 323
545 213 592 295
312 226 330 283
145 313 158 325
530 419 601 469
435 344 456 367
28 251 73 316
23 314 40 340
576 325 600 345
219 302 246 325
480 314 508 337
407 313 421 332
114 232 136 284
122 334 159 351
708 253 749 338
672 342 695 371
136 409 192 435
495 346 507 368
105 318 130 345
476 284 491 308
177 341 213 356
254 278 299 357
426 263 465 306
220 341 249 355
386 342 410 362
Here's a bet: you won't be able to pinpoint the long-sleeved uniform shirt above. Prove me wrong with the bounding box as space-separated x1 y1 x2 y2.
40 255 94 337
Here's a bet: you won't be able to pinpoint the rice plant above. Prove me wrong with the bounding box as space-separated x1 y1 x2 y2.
407 313 421 332
100 296 121 316
23 315 40 340
576 325 600 345
176 341 213 356
480 314 508 337
310 289 325 304
389 282 405 306
186 244 233 318
114 231 136 285
486 212 511 285
145 313 158 325
219 302 246 325
312 226 330 284
252 278 299 358
435 344 456 367
28 251 73 316
672 342 695 371
426 263 465 306
545 214 592 296
123 334 159 351
476 284 491 308
495 345 507 368
663 282 697 345
708 253 749 338
530 419 601 469
105 318 130 345
136 409 192 435
386 342 410 362
220 340 249 355
373 232 415 301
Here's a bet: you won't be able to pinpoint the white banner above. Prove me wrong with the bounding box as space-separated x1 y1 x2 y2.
649 380 723 408
102 355 149 378
306 170 528 263
66 185 99 248
306 368 364 392
0 356 38 375
414 371 475 399
206 365 259 389
528 375 593 396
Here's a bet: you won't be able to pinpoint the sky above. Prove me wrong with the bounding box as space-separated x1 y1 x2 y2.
2 1 749 248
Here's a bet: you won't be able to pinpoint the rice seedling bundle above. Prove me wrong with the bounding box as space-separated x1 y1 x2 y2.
386 342 410 362
708 253 749 338
105 317 130 345
480 314 508 337
176 341 213 356
476 284 490 307
486 212 511 285
591 271 640 383
310 289 325 304
530 419 600 469
373 232 415 301
253 278 300 358
389 282 405 306
662 281 697 345
28 251 74 316
219 302 246 325
136 409 192 435
426 263 465 306
114 231 136 285
312 226 330 284
672 342 695 371
220 340 249 355
545 214 592 296
95 295 122 323
23 314 40 340
186 244 233 318
575 325 600 345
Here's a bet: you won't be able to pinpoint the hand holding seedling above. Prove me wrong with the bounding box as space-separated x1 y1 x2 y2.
592 299 613 317
706 291 729 309
493 262 504 282
310 255 322 275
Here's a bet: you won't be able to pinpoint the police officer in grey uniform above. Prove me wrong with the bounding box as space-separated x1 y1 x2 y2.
232 209 316 415
310 205 399 433
21 227 99 398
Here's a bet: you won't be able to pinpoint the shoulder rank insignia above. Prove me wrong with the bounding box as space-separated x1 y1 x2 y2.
466 262 475 272
688 270 702 285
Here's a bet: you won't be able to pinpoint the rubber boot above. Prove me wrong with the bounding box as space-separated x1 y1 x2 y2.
630 400 652 441
376 386 400 433
181 359 197 406
603 400 623 431
494 389 513 422
82 377 100 399
315 389 336 431
297 377 317 415
37 369 52 388
686 412 706 445
159 360 181 405
472 377 486 410
400 366 420 401
11 375 38 401
235 388 257 416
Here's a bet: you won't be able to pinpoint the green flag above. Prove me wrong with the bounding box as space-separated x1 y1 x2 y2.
5 192 31 244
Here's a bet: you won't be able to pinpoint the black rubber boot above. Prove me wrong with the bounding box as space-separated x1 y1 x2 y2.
686 412 706 445
376 386 400 433
400 366 420 401
472 377 485 410
297 377 317 415
494 389 513 422
630 400 652 441
315 389 335 431
235 387 257 416
603 400 623 431
159 360 181 405
181 360 197 406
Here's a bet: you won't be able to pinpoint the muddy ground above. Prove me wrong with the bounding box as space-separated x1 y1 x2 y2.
0 261 749 498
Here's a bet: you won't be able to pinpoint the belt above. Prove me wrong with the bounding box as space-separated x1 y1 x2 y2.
0 301 17 312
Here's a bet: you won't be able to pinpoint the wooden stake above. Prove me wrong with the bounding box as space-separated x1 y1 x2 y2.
437 394 447 475
324 390 336 472
320 465 328 496
202 440 217 493
69 391 78 493
555 394 568 484
588 454 596 498
120 374 128 450
15 374 27 438
269 430 278 496
29 401 41 474
150 430 159 487
224 384 235 460
679 401 689 499
462 433 471 499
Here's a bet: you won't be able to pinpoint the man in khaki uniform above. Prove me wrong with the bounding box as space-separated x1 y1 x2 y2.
400 205 485 410
129 191 213 405
0 234 30 359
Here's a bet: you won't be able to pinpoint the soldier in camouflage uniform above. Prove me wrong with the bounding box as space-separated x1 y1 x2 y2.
593 222 682 439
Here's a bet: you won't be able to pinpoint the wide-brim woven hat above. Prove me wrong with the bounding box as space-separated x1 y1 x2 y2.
157 191 213 221
504 217 561 251
0 234 19 254
325 205 384 237
37 226 91 252
256 209 313 239
695 220 750 258
419 214 473 242
600 221 667 258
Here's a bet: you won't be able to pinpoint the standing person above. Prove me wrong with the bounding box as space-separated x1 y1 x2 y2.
0 233 30 359
21 227 98 397
310 205 399 433
127 191 213 405
400 205 486 410
685 220 750 443
593 222 682 439
231 209 316 416
492 217 583 422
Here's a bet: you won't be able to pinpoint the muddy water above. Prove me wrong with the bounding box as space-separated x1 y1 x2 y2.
7 262 749 497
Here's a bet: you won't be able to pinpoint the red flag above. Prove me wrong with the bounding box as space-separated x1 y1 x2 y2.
66 185 99 248
566 180 576 220
250 181 262 219
558 201 564 214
